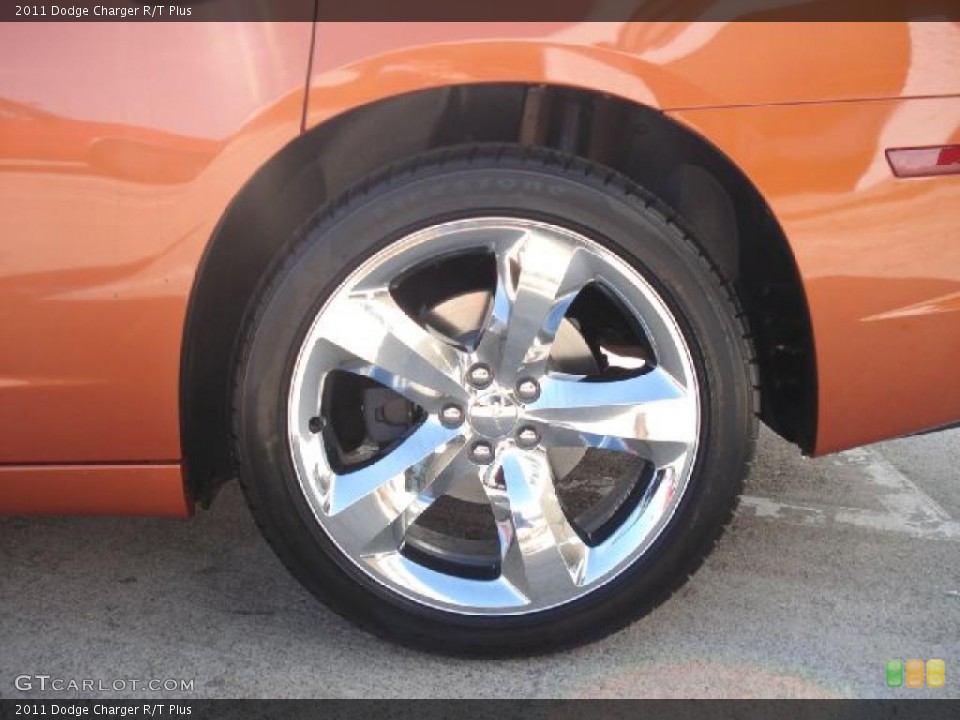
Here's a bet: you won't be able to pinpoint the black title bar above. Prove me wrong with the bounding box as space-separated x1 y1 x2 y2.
1 0 958 22
1 700 960 720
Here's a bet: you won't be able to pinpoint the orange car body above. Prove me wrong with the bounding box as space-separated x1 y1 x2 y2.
1 20 958 516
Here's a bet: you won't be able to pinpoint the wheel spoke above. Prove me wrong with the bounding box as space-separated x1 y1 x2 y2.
477 229 592 384
349 442 483 556
482 448 589 599
316 289 468 408
525 369 697 467
322 419 460 516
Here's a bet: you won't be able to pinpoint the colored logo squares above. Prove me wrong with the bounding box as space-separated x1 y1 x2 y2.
927 659 945 688
887 659 945 688
906 659 924 688
886 659 904 687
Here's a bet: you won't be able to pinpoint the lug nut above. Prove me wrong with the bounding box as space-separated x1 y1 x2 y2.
439 404 465 428
515 377 540 403
516 426 540 449
308 416 324 434
466 363 493 389
469 440 494 465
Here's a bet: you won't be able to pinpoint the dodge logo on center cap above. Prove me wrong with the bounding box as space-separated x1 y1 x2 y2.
467 394 520 438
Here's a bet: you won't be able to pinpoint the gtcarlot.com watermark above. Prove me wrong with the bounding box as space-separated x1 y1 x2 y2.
14 675 194 693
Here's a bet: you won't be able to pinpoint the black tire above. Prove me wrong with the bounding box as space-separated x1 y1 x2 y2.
232 145 758 655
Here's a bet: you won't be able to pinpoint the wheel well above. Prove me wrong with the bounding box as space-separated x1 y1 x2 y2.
181 83 816 505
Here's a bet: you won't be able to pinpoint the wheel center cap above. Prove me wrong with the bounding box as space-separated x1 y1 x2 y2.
467 394 520 438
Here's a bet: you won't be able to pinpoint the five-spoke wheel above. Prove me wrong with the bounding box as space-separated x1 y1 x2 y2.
288 218 699 613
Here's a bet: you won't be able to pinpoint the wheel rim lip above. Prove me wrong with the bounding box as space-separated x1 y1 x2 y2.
286 216 701 616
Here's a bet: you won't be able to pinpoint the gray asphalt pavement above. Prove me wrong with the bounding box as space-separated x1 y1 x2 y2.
2 427 957 699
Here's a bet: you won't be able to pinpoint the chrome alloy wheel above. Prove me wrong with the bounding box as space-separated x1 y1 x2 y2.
287 217 700 615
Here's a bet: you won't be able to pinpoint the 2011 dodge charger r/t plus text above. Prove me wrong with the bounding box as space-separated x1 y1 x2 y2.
0 16 958 654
